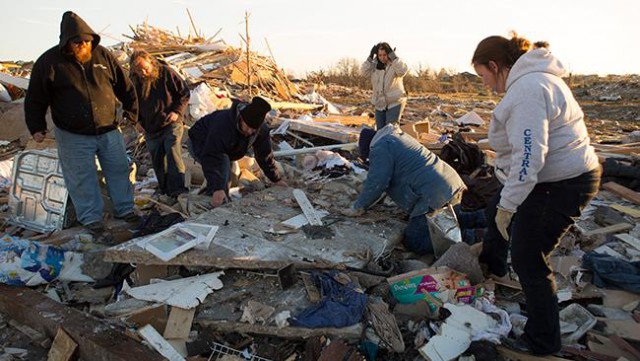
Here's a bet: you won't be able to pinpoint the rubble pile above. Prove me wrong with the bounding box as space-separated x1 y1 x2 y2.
120 23 299 102
2 26 640 361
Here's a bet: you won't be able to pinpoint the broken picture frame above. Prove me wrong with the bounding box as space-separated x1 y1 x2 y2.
144 224 201 262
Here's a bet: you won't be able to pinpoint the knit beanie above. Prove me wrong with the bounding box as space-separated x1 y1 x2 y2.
240 97 272 129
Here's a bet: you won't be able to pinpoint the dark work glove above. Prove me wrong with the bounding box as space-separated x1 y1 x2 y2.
369 44 378 59
388 50 397 62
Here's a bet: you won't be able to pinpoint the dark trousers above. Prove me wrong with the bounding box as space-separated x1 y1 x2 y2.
146 123 188 197
480 168 600 354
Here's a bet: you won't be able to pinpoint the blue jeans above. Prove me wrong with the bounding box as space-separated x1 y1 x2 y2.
454 205 487 245
404 206 488 254
54 127 134 225
146 123 188 196
374 103 404 130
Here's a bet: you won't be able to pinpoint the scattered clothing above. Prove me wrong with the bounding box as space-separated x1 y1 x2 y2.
582 252 640 294
290 271 367 328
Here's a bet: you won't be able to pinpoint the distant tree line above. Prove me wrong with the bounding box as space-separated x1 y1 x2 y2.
305 57 483 94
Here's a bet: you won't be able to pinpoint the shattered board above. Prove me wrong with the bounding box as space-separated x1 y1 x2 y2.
105 188 405 269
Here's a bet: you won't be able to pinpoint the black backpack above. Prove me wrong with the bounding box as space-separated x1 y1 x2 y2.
440 133 501 210
440 133 485 175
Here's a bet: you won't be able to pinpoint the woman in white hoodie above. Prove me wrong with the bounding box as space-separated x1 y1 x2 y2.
361 42 409 130
471 34 601 355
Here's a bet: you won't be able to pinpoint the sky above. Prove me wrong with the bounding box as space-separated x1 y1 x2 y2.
1 0 638 77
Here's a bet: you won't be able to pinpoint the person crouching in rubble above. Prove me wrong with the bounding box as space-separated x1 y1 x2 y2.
471 33 601 355
129 50 190 203
188 97 288 207
342 124 467 254
361 42 409 130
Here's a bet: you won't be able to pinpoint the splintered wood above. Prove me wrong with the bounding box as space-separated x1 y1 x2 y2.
125 22 297 101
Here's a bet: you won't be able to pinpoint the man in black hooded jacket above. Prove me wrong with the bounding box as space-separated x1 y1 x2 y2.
24 11 139 234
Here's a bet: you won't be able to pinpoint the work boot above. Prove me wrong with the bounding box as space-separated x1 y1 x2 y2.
85 221 105 235
115 212 141 224
158 194 177 206
84 221 115 245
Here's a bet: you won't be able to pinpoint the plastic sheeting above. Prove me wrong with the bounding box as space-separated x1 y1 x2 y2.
0 235 93 286
188 83 232 120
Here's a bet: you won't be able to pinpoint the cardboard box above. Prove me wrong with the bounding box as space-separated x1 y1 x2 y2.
388 267 482 310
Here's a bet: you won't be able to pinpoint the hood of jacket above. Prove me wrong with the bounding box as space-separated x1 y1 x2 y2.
58 11 101 51
505 48 567 91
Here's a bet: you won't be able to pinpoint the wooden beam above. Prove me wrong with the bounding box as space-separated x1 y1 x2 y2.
583 223 634 237
293 189 323 226
163 307 196 340
273 143 358 157
602 182 640 205
47 328 78 361
199 320 362 340
497 346 571 361
0 285 164 361
285 119 359 143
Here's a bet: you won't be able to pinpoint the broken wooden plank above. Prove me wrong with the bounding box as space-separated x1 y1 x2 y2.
293 189 323 226
138 325 185 361
614 233 640 252
313 115 373 127
47 328 78 361
270 101 324 111
587 334 636 361
0 284 164 361
583 223 634 237
367 301 404 353
497 346 572 361
609 335 640 361
603 182 640 205
163 307 196 340
285 119 359 143
611 204 640 218
273 143 358 158
199 320 363 340
600 319 640 342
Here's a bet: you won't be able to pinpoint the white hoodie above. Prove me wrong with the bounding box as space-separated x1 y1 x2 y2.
490 48 600 211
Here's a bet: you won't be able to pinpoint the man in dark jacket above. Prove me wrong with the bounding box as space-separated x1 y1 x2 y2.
344 124 468 254
188 97 287 207
24 11 139 233
129 50 189 199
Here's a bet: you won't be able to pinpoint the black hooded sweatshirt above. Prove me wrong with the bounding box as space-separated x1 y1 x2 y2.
130 62 190 135
188 100 281 192
24 11 138 135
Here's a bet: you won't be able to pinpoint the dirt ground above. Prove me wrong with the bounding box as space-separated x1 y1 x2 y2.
320 74 640 142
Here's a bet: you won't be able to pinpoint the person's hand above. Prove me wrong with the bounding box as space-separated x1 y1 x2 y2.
274 179 289 187
135 123 145 133
32 132 45 143
167 112 179 122
388 50 397 62
211 190 228 207
341 207 365 217
369 44 378 59
495 206 516 240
